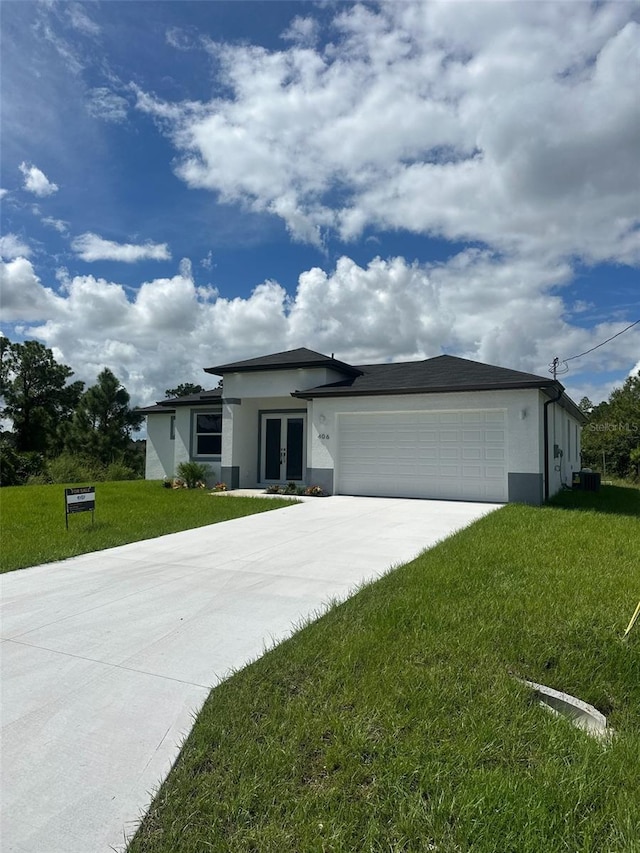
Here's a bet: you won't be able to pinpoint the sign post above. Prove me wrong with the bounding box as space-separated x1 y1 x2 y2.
65 486 95 529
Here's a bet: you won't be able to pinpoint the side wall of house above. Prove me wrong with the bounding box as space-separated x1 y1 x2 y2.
146 407 224 485
543 398 582 498
145 413 175 480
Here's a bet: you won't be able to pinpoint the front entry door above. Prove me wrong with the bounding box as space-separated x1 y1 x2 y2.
261 414 305 483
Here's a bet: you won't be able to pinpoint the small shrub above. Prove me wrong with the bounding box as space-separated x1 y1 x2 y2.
176 461 210 489
0 445 46 486
212 482 228 492
265 484 283 494
304 485 326 496
26 473 53 486
47 453 102 484
104 462 138 482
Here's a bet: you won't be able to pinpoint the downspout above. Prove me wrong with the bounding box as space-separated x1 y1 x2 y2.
543 385 564 501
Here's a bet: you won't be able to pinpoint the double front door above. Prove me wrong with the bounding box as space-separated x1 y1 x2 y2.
261 413 306 483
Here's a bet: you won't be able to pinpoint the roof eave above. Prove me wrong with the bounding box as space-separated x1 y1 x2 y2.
205 360 362 377
292 380 557 400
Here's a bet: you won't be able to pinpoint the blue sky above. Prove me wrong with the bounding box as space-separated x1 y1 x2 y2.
1 0 638 406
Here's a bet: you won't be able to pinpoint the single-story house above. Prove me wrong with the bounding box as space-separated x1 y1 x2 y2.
138 347 586 505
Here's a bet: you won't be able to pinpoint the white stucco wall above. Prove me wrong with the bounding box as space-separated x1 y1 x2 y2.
223 395 307 487
173 408 192 471
223 367 348 399
308 389 542 482
145 413 175 480
544 398 582 497
145 406 223 485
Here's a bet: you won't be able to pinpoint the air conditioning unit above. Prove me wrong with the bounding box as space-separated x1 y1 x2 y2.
572 471 601 492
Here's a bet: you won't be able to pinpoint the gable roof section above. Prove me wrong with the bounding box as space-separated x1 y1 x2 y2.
205 347 362 377
136 388 222 414
292 354 559 398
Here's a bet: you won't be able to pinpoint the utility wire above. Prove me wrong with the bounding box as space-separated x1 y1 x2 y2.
563 318 640 362
549 318 640 378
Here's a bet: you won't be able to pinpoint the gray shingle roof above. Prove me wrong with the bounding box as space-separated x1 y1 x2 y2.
205 347 362 377
292 354 558 398
136 388 222 414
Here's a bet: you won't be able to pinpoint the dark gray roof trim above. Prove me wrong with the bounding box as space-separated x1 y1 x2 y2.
205 347 362 377
136 405 177 414
292 355 560 399
135 388 222 415
543 389 588 424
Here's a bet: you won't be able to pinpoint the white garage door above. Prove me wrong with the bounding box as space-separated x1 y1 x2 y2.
337 410 507 502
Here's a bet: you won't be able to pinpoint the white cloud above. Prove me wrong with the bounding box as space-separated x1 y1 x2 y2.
0 188 8 199
41 216 69 234
86 87 129 122
281 16 319 47
136 3 640 263
66 3 100 37
0 257 59 321
0 233 31 260
71 232 171 263
19 162 59 197
3 252 637 407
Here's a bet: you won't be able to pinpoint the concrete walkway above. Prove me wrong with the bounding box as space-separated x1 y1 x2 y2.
1 496 499 853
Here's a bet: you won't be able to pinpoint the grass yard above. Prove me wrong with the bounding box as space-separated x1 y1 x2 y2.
130 485 640 853
0 481 294 574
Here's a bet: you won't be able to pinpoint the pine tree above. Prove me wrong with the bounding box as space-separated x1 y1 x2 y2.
64 368 142 465
1 339 83 454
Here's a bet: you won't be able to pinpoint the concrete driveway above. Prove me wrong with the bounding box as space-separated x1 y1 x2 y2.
1 495 499 853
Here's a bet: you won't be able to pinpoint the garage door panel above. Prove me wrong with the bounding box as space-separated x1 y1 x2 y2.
462 465 483 478
441 447 460 460
337 410 507 502
485 448 505 461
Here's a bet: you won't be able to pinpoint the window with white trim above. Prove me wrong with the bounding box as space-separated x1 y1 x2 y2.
193 412 222 456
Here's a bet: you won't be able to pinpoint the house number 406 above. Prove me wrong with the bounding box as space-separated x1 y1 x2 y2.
318 433 330 440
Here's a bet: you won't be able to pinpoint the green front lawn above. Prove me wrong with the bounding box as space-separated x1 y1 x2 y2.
130 485 640 853
0 481 294 574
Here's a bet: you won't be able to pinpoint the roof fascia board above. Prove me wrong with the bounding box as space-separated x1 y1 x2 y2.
292 381 557 400
205 360 362 377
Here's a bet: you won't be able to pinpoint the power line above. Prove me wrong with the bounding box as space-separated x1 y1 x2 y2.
563 318 640 362
549 318 640 379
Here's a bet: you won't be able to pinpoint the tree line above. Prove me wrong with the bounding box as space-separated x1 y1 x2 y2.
0 337 143 486
578 370 640 480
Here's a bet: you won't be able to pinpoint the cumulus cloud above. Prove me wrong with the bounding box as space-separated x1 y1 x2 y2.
0 234 31 260
0 257 60 321
2 252 637 406
281 16 320 46
0 188 8 199
86 87 129 122
135 2 640 262
19 162 59 197
71 232 171 262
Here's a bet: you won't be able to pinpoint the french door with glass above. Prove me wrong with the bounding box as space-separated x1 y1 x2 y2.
260 413 306 483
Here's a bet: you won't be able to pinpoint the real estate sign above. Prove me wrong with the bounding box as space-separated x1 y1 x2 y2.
65 486 95 529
